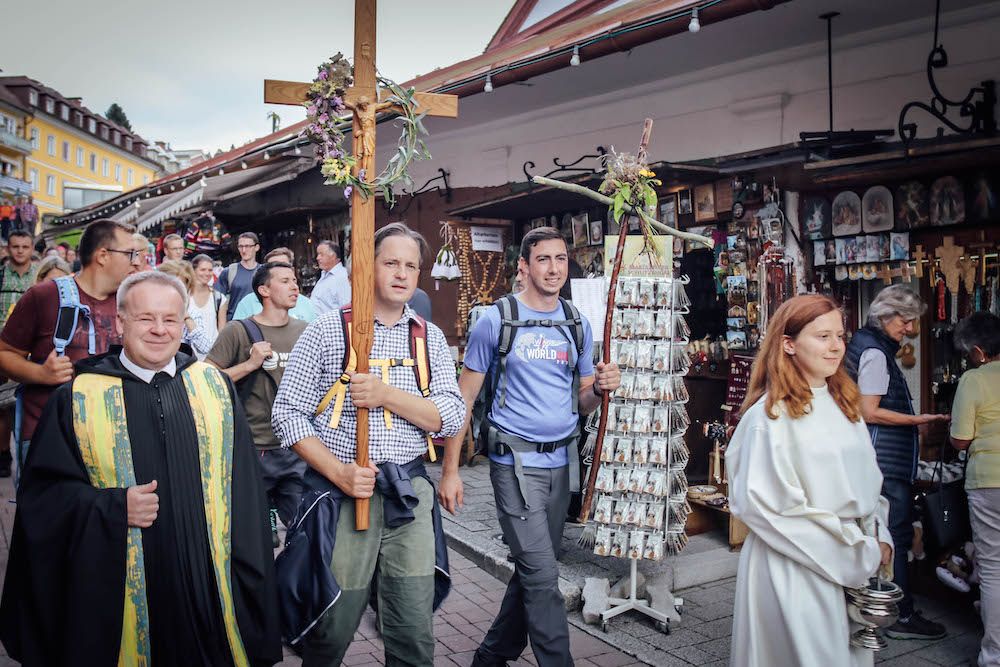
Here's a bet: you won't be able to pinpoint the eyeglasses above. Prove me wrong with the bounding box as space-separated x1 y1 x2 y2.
237 244 258 250
107 248 143 262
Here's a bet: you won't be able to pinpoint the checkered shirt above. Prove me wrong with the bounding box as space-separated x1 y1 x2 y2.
272 304 465 464
0 264 38 328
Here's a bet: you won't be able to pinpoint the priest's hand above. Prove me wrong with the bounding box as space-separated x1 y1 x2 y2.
127 480 159 528
333 461 379 499
347 371 389 408
40 349 74 385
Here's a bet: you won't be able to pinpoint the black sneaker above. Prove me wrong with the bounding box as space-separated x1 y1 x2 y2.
0 451 11 478
885 611 947 640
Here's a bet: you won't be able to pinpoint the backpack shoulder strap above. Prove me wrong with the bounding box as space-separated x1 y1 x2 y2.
226 263 238 294
315 305 358 426
559 297 584 414
53 275 93 356
493 295 518 410
238 317 265 344
409 314 431 398
235 318 270 403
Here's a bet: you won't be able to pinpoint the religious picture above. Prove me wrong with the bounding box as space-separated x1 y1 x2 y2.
588 217 604 246
866 235 880 262
694 183 716 222
726 330 747 349
895 181 929 229
835 239 847 265
678 189 693 215
835 265 848 281
802 196 831 240
844 237 859 264
686 225 713 253
628 215 641 232
861 185 893 232
832 191 862 236
530 217 546 230
813 241 827 266
879 233 891 261
930 176 965 226
890 232 910 260
968 172 997 222
571 213 589 248
659 194 678 227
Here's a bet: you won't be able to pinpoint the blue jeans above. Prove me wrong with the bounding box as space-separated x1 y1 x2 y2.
882 478 915 618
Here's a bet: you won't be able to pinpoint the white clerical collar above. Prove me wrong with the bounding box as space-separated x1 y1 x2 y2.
119 350 177 384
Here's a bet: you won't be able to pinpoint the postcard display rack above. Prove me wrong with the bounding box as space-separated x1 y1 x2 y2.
590 273 692 632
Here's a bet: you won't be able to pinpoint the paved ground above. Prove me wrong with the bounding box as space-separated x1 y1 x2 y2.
431 456 987 666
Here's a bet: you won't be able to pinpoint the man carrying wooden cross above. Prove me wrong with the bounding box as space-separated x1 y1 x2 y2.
271 223 465 665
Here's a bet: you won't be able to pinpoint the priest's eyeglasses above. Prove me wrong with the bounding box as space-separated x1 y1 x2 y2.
107 248 143 262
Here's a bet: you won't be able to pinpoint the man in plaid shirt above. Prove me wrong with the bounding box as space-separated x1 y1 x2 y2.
272 222 464 665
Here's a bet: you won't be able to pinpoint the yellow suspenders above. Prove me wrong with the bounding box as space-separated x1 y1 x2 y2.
315 316 437 461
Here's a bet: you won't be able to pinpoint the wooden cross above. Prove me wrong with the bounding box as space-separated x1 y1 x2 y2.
264 0 458 530
958 255 978 291
968 231 992 285
935 236 965 294
878 261 915 285
912 244 927 278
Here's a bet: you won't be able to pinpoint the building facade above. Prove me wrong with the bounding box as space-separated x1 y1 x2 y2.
0 76 162 223
0 86 32 199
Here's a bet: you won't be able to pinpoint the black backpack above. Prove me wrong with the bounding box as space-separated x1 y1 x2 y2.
235 318 274 405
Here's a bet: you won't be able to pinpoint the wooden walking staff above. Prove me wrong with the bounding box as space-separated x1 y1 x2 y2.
264 0 458 529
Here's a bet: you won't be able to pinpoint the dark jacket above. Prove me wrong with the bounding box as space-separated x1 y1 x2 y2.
275 459 451 645
846 325 919 481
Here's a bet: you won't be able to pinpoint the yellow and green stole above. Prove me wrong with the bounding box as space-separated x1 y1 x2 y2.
71 362 249 667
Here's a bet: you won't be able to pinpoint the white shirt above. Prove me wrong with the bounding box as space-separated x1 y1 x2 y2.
119 350 177 384
857 348 891 395
311 262 351 315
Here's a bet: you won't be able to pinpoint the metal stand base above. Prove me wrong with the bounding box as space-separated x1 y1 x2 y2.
598 560 680 634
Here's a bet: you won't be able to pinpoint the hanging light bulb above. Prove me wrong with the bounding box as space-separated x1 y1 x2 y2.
218 167 225 176
199 176 208 187
241 160 248 169
181 179 187 187
570 45 581 67
484 74 493 93
689 7 700 32
264 151 270 160
294 145 302 155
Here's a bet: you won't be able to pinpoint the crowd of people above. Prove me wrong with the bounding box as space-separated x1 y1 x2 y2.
0 214 997 667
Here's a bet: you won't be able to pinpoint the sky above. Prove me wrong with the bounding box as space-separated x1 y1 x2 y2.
1 1 513 155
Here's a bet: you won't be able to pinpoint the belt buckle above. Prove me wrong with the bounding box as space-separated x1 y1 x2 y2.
538 442 557 454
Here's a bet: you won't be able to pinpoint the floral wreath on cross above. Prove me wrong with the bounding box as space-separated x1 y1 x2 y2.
301 52 432 205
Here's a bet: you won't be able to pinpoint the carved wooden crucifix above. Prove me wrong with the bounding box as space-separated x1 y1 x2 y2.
264 0 458 529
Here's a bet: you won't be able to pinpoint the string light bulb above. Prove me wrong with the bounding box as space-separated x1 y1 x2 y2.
241 160 248 169
294 145 302 155
199 176 208 187
264 151 270 160
570 45 581 67
218 167 225 176
689 7 700 32
484 74 493 93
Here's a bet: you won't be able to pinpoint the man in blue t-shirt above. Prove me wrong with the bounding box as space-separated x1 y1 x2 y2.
214 231 260 322
440 226 620 667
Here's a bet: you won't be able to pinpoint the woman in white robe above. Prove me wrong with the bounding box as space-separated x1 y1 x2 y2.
726 295 893 667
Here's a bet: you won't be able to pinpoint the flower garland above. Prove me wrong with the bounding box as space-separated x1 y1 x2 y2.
301 53 432 205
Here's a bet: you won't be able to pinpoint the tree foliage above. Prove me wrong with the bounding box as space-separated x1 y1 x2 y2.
105 103 132 131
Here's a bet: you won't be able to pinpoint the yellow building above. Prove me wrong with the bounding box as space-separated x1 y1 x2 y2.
0 77 162 227
0 85 32 202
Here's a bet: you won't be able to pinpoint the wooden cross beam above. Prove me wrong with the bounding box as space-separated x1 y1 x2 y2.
877 262 914 286
913 244 927 279
264 0 458 530
958 255 978 290
968 231 993 285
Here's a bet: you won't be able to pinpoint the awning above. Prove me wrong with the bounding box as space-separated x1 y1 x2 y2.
135 182 206 231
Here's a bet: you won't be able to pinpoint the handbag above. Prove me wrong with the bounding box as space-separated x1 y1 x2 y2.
921 440 969 553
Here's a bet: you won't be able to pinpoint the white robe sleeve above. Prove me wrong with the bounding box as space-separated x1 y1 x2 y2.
860 496 894 580
728 424 883 589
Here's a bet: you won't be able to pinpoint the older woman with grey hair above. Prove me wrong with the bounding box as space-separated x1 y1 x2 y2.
950 312 1000 666
845 284 950 640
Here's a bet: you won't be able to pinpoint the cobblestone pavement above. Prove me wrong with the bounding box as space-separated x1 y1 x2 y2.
429 457 986 666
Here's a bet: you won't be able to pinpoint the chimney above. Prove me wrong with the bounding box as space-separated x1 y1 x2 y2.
66 96 83 107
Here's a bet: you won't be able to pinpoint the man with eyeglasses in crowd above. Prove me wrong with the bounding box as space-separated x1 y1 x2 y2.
215 232 261 323
0 219 136 470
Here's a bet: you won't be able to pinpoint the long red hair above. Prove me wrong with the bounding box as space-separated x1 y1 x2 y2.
740 294 861 422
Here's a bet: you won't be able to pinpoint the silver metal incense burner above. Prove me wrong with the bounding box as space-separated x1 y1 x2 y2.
845 579 903 651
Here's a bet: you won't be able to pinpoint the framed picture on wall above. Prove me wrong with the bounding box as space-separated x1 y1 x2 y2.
571 213 589 248
678 189 693 215
659 194 678 227
694 184 716 222
588 216 603 246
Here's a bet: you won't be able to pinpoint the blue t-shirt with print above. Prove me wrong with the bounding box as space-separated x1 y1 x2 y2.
463 296 594 468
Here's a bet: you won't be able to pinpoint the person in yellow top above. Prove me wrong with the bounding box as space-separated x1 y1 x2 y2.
950 311 1000 667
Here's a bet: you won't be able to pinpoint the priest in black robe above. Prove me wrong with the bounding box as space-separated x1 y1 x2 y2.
0 271 282 666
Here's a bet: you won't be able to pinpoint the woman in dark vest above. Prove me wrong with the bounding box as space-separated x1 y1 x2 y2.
845 284 950 640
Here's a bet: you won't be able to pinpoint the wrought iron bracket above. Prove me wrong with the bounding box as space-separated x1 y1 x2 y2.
381 168 451 215
898 1 997 146
522 146 607 183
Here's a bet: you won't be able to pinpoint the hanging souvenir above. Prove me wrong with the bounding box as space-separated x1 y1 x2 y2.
802 196 832 239
861 186 894 232
895 181 929 229
832 191 862 236
930 176 965 226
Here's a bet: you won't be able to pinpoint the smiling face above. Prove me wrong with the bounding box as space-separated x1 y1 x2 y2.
520 237 568 299
373 235 420 310
116 281 185 370
782 309 847 388
193 259 214 287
